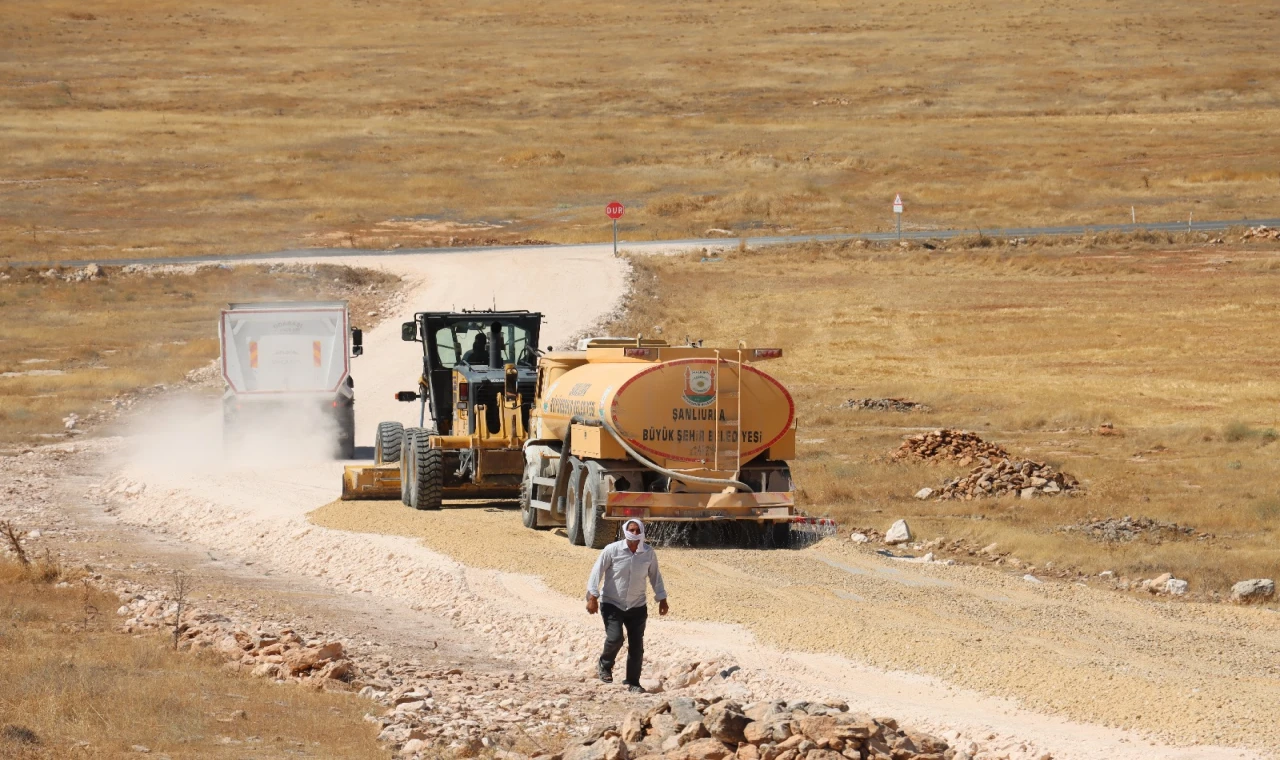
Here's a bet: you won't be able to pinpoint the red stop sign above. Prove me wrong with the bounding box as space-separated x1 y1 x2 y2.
605 201 625 220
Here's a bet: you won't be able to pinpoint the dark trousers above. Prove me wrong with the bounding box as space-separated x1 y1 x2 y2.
599 602 647 685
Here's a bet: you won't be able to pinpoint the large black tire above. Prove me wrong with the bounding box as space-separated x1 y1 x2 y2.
407 433 444 511
564 458 585 546
335 405 356 460
399 428 422 506
519 460 542 529
375 421 404 465
581 462 616 550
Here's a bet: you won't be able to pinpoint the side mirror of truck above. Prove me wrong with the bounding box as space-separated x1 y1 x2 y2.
395 391 419 402
401 321 417 342
351 327 364 357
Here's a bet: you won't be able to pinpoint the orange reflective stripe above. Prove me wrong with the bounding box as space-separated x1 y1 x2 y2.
249 341 258 369
313 341 322 367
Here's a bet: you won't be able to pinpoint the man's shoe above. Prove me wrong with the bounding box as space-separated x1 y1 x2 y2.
597 664 613 684
626 684 645 694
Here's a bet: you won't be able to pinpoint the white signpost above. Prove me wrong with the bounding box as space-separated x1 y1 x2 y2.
893 194 904 240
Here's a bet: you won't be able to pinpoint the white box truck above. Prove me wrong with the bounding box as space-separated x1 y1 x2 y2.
219 301 364 458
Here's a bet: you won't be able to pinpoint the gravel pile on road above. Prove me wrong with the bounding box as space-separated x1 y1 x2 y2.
1062 516 1204 543
557 697 956 760
928 459 1079 500
892 430 1008 465
841 398 932 413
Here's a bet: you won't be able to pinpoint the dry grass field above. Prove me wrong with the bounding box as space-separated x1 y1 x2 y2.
0 264 397 447
609 235 1280 595
3 0 1278 263
0 559 385 760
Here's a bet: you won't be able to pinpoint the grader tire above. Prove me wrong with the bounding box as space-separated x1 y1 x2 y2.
399 428 424 506
375 421 404 465
564 458 585 546
408 434 444 511
581 462 616 550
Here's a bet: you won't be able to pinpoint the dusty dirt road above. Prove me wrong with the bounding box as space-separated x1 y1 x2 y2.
83 242 1275 759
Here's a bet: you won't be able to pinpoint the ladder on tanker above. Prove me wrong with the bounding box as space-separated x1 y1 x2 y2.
709 349 744 476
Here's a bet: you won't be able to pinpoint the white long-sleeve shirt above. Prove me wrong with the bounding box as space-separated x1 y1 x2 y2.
586 540 668 611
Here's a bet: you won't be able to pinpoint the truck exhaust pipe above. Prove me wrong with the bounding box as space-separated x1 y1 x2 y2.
488 321 502 368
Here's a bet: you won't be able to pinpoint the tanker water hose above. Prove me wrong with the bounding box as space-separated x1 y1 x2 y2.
596 416 752 493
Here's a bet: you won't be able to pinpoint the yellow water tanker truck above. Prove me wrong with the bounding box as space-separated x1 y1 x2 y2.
520 337 798 548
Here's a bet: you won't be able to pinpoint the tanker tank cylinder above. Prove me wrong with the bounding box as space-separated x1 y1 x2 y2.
539 355 795 475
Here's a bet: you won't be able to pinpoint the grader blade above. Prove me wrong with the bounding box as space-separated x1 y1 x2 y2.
340 463 402 500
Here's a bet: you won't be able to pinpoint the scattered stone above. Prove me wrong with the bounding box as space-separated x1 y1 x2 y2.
668 698 703 728
849 532 870 544
1230 579 1275 603
841 397 931 413
1166 579 1189 596
702 701 749 744
884 520 913 545
913 487 934 500
893 429 1008 464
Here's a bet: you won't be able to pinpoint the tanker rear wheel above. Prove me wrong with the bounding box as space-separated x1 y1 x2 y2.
375 421 404 465
564 458 585 546
519 459 542 530
581 462 616 550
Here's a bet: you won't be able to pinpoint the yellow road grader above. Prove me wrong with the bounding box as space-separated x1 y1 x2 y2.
342 311 800 548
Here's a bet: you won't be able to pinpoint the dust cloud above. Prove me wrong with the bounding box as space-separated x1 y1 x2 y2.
124 393 345 481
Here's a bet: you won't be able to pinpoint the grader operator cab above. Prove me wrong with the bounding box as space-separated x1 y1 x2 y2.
341 310 541 508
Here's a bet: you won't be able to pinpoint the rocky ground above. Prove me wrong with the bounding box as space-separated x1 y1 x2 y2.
1059 516 1207 544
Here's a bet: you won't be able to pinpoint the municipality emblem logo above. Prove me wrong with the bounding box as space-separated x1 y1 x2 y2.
682 368 716 407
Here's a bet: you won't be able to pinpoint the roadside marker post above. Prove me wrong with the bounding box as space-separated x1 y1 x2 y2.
893 194 904 240
606 201 625 256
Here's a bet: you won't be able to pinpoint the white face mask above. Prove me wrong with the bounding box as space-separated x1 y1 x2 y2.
623 519 645 546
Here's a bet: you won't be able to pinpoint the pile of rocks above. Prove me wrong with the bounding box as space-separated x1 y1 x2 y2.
929 459 1079 501
841 398 931 413
116 592 358 685
38 263 106 282
1061 516 1203 543
892 430 1007 465
555 697 956 760
1242 225 1280 241
108 583 612 757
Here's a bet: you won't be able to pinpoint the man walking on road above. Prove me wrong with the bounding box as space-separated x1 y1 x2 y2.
586 518 668 693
